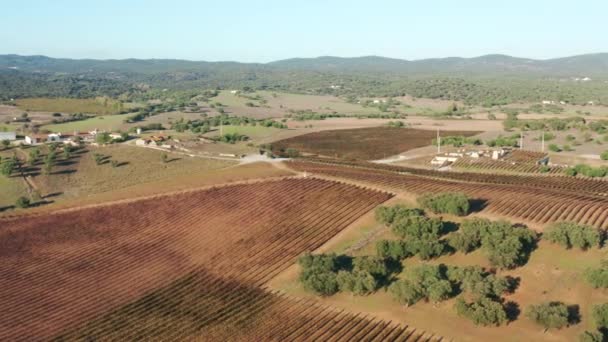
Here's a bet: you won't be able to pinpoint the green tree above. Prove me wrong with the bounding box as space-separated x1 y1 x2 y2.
299 268 338 296
601 151 608 161
389 279 425 306
454 297 508 326
336 270 377 295
1 140 10 150
1 157 16 176
579 331 603 342
586 261 608 288
96 132 112 145
376 240 411 260
526 302 570 330
544 222 601 250
417 192 470 216
28 148 40 166
592 303 608 328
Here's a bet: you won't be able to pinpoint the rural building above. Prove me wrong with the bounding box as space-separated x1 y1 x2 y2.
0 132 16 141
25 134 47 145
47 133 64 142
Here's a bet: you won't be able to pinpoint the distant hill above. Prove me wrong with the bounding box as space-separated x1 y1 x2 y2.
1 53 607 105
268 54 608 77
1 53 607 77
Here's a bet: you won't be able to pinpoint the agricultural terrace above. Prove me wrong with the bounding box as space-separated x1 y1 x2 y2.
272 127 480 160
0 178 399 340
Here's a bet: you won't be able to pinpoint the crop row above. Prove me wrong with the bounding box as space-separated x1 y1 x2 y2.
452 157 563 174
56 270 434 341
299 157 608 197
290 161 608 229
0 178 393 341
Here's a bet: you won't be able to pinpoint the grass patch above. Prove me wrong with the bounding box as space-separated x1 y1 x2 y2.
41 115 128 132
16 97 124 115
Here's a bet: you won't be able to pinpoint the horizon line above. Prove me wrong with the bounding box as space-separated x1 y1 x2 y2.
1 51 607 65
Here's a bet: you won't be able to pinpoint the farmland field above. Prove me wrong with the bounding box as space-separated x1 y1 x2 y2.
288 159 608 229
15 97 126 115
0 178 404 340
40 114 129 132
272 127 479 160
4 144 236 207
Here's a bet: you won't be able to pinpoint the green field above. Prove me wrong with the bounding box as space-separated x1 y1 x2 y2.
16 97 125 115
204 124 282 140
42 115 128 132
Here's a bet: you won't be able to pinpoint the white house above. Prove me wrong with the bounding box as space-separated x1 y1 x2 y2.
47 133 64 142
230 90 239 94
0 132 16 141
25 134 47 145
541 100 555 105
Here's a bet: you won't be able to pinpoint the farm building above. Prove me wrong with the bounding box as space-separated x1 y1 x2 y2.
24 132 93 145
0 132 16 141
25 134 47 145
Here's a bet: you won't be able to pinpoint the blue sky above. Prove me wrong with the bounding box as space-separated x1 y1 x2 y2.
1 0 606 62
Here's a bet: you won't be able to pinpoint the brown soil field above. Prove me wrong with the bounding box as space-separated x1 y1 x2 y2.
0 177 401 340
272 127 480 160
288 160 608 229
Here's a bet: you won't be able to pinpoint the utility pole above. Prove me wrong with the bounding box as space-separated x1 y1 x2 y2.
437 128 441 154
520 131 524 150
541 131 545 153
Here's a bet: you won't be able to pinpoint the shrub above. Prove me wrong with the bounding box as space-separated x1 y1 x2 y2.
418 192 470 216
592 303 608 328
586 261 608 288
454 297 508 326
548 144 561 152
565 167 578 177
526 302 570 330
285 148 299 158
601 151 608 161
579 331 603 342
15 196 31 209
93 153 105 165
543 222 601 250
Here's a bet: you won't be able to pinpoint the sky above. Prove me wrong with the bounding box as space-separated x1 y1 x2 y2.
1 0 606 63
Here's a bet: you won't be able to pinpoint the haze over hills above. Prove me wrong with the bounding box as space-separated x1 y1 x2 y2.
1 53 608 77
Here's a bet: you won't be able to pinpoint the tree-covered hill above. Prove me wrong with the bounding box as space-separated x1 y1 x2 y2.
1 53 607 105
